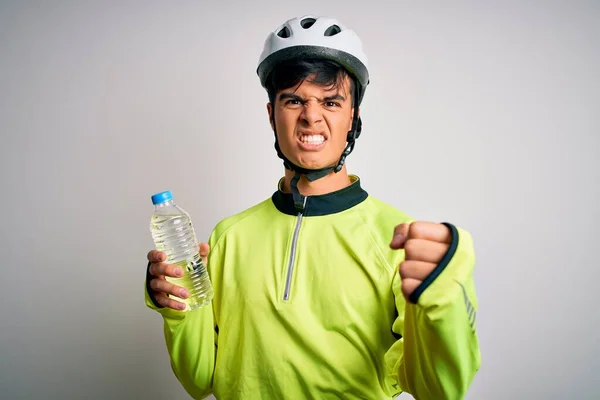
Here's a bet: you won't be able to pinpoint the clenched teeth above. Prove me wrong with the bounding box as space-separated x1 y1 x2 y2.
300 135 325 145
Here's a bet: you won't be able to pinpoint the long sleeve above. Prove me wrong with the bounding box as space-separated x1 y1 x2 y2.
144 245 219 399
385 223 481 399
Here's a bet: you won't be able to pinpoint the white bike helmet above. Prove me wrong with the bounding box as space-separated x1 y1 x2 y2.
257 15 369 104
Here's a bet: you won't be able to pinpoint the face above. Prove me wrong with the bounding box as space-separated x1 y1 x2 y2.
267 74 356 170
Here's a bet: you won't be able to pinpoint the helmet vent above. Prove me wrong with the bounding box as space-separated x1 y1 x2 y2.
277 26 291 38
300 18 316 29
324 24 341 36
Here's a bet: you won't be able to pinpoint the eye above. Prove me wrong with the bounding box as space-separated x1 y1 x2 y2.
325 101 340 107
285 99 301 106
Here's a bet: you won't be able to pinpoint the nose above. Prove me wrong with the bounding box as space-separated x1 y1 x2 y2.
300 100 322 125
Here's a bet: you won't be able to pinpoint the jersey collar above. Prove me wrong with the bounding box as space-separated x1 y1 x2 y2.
271 175 368 216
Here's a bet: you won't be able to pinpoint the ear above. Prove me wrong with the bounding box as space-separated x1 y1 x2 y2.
267 102 274 131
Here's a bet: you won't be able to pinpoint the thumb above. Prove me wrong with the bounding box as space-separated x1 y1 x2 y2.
199 242 210 265
390 223 410 249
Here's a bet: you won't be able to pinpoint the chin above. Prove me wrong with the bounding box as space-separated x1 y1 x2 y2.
294 157 335 170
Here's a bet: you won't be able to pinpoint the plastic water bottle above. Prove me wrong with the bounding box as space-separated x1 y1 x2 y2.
149 190 213 311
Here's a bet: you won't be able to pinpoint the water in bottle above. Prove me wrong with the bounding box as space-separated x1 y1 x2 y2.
149 190 213 311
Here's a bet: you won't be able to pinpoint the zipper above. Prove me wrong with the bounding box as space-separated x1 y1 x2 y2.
283 196 307 301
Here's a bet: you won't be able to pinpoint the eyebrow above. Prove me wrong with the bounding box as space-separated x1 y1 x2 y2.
278 93 347 102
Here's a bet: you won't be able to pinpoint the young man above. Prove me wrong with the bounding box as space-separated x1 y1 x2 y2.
145 15 481 400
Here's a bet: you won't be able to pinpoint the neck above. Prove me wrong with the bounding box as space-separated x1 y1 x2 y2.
281 165 352 196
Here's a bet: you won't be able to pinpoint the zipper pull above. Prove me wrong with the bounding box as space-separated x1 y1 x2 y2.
294 194 307 214
291 172 306 214
296 196 307 215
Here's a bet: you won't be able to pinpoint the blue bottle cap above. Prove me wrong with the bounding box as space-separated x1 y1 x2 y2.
151 190 173 205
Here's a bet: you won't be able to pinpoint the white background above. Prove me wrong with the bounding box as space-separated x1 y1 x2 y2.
1 1 598 399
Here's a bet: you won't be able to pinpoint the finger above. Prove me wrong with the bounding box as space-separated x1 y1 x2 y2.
407 222 451 244
390 223 411 249
199 242 210 259
147 250 166 263
399 260 437 281
150 278 189 299
404 239 448 263
149 262 184 278
401 278 422 299
154 292 187 311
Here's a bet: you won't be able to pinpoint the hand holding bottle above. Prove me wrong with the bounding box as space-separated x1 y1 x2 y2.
147 243 211 310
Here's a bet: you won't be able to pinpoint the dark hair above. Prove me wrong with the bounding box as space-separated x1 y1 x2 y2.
265 59 356 106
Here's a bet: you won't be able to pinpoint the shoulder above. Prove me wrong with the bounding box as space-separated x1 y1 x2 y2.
353 195 414 259
340 193 415 271
208 197 275 249
357 195 415 230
